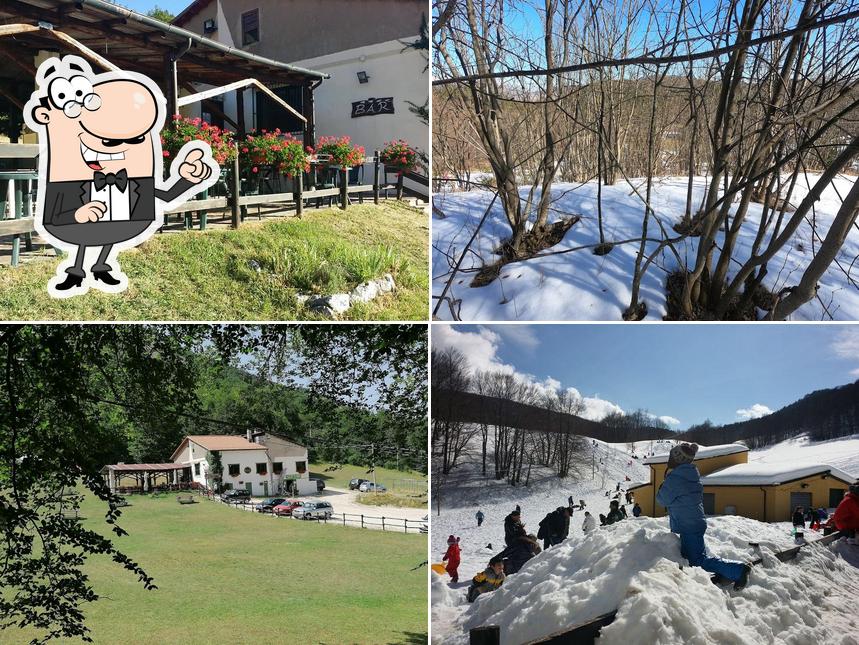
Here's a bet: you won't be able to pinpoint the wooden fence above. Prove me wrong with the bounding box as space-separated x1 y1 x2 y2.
0 147 425 266
206 490 428 535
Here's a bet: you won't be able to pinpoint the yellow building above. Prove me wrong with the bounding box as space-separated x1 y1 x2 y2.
628 444 854 523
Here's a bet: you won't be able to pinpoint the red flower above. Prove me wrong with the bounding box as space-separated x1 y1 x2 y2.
252 166 258 173
163 151 170 157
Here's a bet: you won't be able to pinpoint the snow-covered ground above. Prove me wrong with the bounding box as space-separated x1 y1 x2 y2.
431 435 859 644
432 175 859 320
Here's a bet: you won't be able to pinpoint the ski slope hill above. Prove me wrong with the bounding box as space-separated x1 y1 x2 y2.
432 436 859 644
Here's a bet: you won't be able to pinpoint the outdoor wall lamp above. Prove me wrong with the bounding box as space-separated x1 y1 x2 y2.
357 71 370 84
203 19 217 33
800 483 809 488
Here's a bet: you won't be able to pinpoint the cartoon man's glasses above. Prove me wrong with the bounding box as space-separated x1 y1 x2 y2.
48 75 101 118
62 93 101 118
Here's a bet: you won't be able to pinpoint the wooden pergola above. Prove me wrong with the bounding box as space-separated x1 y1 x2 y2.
102 462 189 493
0 0 328 147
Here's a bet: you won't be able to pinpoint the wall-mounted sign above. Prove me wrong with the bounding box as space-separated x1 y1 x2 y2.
351 97 395 118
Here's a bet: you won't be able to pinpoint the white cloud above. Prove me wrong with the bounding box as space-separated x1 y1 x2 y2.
736 404 773 420
491 325 541 351
832 328 859 377
657 415 681 427
433 326 624 421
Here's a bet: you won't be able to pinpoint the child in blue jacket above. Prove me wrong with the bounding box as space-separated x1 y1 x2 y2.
656 443 751 589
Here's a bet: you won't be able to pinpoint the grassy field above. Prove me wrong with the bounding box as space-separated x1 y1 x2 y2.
311 463 428 510
310 462 427 491
0 202 428 320
0 494 427 645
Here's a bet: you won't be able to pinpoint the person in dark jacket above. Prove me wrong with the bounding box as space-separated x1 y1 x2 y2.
792 506 806 528
538 507 572 549
619 504 628 519
604 500 624 525
467 555 506 602
633 503 642 518
498 534 541 575
504 509 526 547
656 443 751 590
476 509 485 527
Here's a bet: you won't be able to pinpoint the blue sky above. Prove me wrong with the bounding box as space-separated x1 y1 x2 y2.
115 0 191 16
433 324 859 429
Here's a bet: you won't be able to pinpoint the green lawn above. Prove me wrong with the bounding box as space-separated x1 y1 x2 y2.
0 494 427 645
310 462 427 492
0 202 428 320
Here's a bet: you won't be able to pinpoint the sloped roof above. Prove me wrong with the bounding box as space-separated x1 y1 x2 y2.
643 443 748 465
701 462 856 486
171 435 268 460
102 462 185 472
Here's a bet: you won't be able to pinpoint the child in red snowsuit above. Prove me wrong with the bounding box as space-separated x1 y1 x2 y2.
834 484 859 538
443 535 461 582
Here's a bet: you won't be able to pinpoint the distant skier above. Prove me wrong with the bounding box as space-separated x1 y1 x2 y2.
476 509 485 527
604 500 624 525
633 503 642 518
792 506 806 528
442 535 461 583
579 499 586 510
582 511 596 533
467 555 506 602
834 482 859 539
656 443 751 590
616 482 621 492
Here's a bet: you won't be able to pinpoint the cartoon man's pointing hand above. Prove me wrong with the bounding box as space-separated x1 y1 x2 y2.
24 55 219 296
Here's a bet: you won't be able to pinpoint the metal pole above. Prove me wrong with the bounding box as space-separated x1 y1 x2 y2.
231 143 241 229
295 171 303 217
373 151 380 204
340 167 348 210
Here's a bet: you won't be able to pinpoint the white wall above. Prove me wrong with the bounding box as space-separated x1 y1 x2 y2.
291 38 429 160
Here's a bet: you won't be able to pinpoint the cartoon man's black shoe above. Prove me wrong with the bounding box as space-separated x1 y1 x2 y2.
55 274 84 291
94 270 121 286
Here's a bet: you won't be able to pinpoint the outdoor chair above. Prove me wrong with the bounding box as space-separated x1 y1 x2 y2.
315 166 338 208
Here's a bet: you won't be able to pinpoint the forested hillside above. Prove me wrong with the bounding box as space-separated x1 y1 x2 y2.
679 379 859 448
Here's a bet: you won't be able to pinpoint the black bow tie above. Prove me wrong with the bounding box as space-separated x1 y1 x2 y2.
93 169 128 192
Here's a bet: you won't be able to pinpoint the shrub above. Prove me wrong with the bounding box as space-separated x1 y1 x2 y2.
161 115 236 166
239 129 311 178
315 135 365 167
379 139 419 174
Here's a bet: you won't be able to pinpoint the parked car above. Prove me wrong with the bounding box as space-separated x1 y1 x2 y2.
311 478 325 491
255 497 286 513
293 501 334 520
272 500 304 516
220 489 250 503
358 482 387 493
349 478 370 490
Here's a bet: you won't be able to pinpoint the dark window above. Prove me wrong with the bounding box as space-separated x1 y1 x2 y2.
256 86 304 134
223 483 233 491
273 462 283 474
256 462 267 475
241 9 259 46
830 488 846 508
194 463 200 476
702 493 715 515
296 461 306 474
201 97 224 130
228 464 240 476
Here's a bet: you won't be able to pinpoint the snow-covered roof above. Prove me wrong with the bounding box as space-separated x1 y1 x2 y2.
701 462 856 486
643 443 748 465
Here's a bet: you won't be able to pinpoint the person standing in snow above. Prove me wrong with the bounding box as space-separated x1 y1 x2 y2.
538 506 572 549
792 506 806 528
633 503 642 518
656 443 751 590
604 500 624 524
442 535 461 583
467 555 506 602
619 504 628 519
476 509 485 527
582 511 597 533
504 509 526 547
834 483 859 539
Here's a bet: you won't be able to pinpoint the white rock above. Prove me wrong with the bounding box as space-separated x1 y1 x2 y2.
351 281 379 303
320 293 351 313
295 293 312 306
376 273 396 293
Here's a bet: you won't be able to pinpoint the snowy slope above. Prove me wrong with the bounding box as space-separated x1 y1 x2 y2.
432 436 859 644
432 174 859 321
747 433 859 478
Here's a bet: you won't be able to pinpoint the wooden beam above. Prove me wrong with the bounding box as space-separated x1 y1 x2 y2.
46 29 120 71
0 82 25 111
178 78 306 124
0 44 37 76
0 218 35 236
0 23 40 38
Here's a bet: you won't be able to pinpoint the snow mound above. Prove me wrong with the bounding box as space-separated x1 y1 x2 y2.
439 516 859 645
643 443 748 464
702 462 856 486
